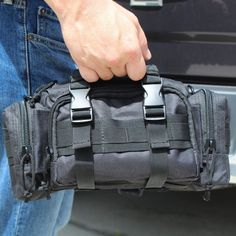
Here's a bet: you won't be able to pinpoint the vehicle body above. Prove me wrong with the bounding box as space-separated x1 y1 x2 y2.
121 0 236 182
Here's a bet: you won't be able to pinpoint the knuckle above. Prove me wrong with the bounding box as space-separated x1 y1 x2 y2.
130 13 139 25
131 68 146 81
125 46 139 59
114 70 126 77
101 74 113 81
105 55 120 67
74 55 85 66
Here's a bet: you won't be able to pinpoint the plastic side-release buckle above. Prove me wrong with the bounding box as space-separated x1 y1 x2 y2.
69 86 93 123
143 82 166 121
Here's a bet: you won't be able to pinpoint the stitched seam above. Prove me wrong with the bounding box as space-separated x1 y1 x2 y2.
14 201 24 236
15 0 25 7
0 3 23 9
23 0 31 95
28 33 69 53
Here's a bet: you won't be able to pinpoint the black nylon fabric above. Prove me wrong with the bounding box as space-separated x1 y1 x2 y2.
2 65 230 201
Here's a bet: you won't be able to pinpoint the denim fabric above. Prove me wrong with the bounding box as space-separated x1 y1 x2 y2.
0 0 76 235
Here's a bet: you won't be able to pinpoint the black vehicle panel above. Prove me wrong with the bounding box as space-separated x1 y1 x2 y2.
118 0 236 78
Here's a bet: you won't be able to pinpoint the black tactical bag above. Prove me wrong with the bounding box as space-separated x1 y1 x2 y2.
3 65 230 201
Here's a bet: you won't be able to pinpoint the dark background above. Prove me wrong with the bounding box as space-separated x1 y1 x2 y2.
120 0 236 82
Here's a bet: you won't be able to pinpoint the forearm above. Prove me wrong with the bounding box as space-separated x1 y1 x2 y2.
44 0 111 21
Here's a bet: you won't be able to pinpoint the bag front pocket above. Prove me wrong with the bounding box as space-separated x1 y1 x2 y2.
3 101 52 200
190 89 230 187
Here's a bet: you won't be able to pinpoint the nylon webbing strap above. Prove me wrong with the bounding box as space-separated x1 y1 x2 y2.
143 65 169 188
70 80 95 190
145 65 161 84
56 112 191 161
56 115 191 150
145 122 169 188
73 124 91 149
74 145 94 190
73 125 95 190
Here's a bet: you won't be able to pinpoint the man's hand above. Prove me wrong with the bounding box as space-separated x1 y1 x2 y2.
45 0 152 82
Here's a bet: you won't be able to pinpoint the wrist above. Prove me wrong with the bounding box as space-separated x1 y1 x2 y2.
44 0 83 20
44 0 113 22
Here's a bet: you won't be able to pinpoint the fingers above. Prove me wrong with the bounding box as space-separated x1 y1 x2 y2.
79 52 146 82
77 19 149 82
79 64 114 82
95 66 114 81
78 42 147 82
137 25 152 61
130 12 152 61
110 64 127 77
78 65 99 82
126 53 146 81
123 29 147 81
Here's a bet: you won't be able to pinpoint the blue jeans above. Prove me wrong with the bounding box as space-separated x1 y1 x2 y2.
0 0 76 235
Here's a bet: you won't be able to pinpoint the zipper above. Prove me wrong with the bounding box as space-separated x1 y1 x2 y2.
48 93 71 154
19 100 35 198
19 100 31 156
202 89 216 157
201 89 216 200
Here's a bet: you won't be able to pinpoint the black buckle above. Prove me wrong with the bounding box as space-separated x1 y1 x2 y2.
69 86 93 123
143 82 166 121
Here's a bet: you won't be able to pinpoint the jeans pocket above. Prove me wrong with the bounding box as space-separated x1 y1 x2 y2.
27 6 76 92
37 6 64 44
28 33 76 92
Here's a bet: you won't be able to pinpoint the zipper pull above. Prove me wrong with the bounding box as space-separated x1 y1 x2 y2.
23 191 33 202
21 146 32 163
202 139 216 167
203 139 216 177
45 146 53 164
203 187 212 202
205 139 216 155
42 146 52 180
202 139 216 202
187 85 195 95
23 95 36 108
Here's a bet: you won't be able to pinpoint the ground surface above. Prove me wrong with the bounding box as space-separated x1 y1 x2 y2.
58 188 236 236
